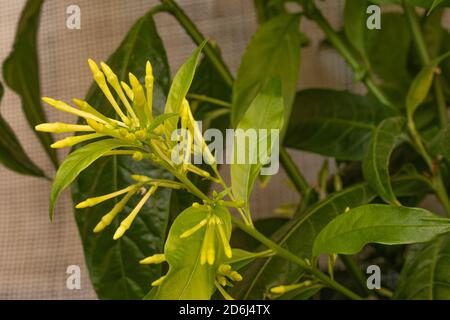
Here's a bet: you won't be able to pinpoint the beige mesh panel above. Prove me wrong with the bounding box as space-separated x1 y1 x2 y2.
0 0 357 299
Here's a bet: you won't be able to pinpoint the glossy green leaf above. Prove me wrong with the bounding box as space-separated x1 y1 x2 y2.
313 204 450 256
151 205 231 300
231 14 301 129
234 174 432 299
363 117 407 205
164 41 206 142
51 139 136 220
428 0 445 15
2 0 57 167
72 11 173 299
406 52 450 118
231 78 284 207
395 234 450 299
0 82 45 177
285 89 396 160
234 182 376 299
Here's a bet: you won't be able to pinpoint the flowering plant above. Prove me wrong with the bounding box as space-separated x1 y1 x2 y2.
2 0 450 300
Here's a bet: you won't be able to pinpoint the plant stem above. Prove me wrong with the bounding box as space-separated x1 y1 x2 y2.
403 1 448 128
187 93 231 108
231 215 362 300
280 148 317 211
160 0 234 87
403 2 450 216
301 1 396 109
339 255 371 297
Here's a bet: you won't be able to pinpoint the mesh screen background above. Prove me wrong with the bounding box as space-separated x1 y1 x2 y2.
0 0 386 299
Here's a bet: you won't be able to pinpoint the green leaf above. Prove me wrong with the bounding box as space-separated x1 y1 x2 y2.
406 52 450 119
231 14 301 129
72 12 172 299
313 204 450 256
51 139 136 220
233 175 432 299
151 205 231 300
285 89 396 161
429 0 444 14
164 41 206 142
395 234 450 299
2 0 57 167
234 182 377 299
0 82 45 177
344 0 369 62
230 78 284 206
363 117 407 205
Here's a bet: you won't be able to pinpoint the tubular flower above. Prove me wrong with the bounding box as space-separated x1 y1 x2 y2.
36 59 160 150
214 264 243 300
36 59 197 239
179 206 233 266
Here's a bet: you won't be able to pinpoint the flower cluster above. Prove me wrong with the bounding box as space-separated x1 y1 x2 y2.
36 57 242 300
36 59 215 240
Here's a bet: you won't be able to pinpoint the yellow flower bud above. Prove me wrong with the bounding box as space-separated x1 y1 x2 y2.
125 133 136 142
218 264 232 275
145 61 154 122
113 186 157 240
217 275 227 287
87 59 129 125
72 98 115 126
76 184 137 209
35 123 94 134
206 219 216 265
51 133 104 148
129 73 146 108
42 97 107 124
216 217 232 259
230 271 242 282
132 151 144 161
135 129 147 141
121 81 134 101
139 253 166 265
179 218 207 238
151 275 166 287
131 175 151 183
270 281 313 295
185 164 211 178
93 189 136 233
101 62 139 126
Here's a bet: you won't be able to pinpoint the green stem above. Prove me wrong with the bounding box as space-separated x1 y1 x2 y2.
212 165 253 226
160 0 234 87
302 1 395 109
433 172 450 216
340 255 371 297
280 148 317 211
403 1 448 127
231 215 362 300
187 93 231 108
